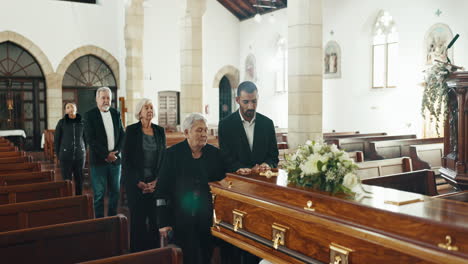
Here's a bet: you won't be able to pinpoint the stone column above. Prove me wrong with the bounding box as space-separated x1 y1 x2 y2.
288 0 323 148
124 0 144 124
46 72 63 128
179 0 206 121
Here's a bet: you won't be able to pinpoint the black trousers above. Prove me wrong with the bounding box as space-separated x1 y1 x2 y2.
60 159 84 195
128 192 159 252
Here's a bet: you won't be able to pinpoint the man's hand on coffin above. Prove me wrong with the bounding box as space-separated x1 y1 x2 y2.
236 168 251 175
159 226 173 239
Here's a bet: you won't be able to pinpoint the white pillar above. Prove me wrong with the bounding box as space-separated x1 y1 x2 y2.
124 0 144 124
179 0 206 121
288 0 323 148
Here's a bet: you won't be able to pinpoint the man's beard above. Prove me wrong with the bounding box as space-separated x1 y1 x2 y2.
244 110 255 118
102 105 110 111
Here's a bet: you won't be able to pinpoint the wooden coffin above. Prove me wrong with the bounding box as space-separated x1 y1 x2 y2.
210 172 468 264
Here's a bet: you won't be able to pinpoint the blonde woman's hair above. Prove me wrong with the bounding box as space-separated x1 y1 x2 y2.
135 98 153 120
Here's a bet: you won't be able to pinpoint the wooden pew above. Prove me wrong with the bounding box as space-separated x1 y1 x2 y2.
0 215 129 264
362 169 437 196
367 137 444 160
323 132 387 139
0 145 17 152
348 151 364 162
43 129 55 161
0 180 73 205
0 142 14 147
0 162 41 175
0 156 32 164
0 195 94 232
0 151 26 158
78 247 183 264
326 134 416 158
0 170 54 186
356 157 412 180
409 143 444 173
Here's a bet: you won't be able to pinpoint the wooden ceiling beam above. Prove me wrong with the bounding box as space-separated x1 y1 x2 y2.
217 0 249 20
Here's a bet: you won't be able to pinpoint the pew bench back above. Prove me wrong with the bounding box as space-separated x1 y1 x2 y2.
367 137 443 160
0 180 73 205
0 215 128 264
0 195 94 232
357 157 412 180
362 169 437 196
78 247 183 264
0 170 55 186
410 143 444 173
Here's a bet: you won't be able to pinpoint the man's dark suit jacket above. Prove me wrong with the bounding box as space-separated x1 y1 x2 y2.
84 107 125 166
218 111 279 172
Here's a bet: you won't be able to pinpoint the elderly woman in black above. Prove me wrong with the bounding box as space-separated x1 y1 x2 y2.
122 98 166 252
157 113 226 264
54 102 86 195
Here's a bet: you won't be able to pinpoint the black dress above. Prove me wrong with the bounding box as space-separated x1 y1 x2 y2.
156 140 226 264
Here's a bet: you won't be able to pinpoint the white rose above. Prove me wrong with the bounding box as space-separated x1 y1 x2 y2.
330 144 339 153
300 154 320 175
313 143 321 153
342 173 358 188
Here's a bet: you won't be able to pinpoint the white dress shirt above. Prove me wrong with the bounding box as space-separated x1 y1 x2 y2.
100 110 115 151
239 109 256 151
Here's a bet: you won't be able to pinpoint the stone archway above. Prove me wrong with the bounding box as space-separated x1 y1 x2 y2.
212 65 239 90
213 65 240 119
55 45 120 126
0 31 55 129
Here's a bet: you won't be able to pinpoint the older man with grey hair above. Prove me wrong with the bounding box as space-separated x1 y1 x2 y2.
156 113 226 264
84 86 125 218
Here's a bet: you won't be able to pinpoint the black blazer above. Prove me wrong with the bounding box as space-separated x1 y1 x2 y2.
122 122 166 189
156 140 226 239
84 107 125 166
218 111 279 172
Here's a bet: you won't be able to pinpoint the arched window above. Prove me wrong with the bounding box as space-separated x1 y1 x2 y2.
372 10 398 88
62 55 117 115
0 41 47 150
274 36 288 93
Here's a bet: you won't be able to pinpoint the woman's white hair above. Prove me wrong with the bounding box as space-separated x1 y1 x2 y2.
182 113 207 132
134 98 153 120
96 86 112 98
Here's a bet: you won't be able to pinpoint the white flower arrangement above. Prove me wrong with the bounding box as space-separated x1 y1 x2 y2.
285 139 359 194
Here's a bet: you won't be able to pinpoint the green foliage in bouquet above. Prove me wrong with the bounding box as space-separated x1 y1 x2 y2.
284 140 359 195
422 62 455 136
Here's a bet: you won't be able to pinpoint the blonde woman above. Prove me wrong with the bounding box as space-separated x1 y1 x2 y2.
122 98 166 252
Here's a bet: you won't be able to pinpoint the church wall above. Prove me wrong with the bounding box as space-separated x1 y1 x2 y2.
323 0 468 136
142 0 181 121
203 0 240 125
0 0 123 76
239 8 288 129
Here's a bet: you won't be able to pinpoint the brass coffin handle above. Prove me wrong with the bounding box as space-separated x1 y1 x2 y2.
273 233 282 250
438 235 459 251
304 200 315 211
233 217 241 232
333 255 342 264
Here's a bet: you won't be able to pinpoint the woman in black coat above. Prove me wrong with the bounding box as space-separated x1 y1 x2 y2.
122 98 166 252
157 113 226 264
54 102 86 195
